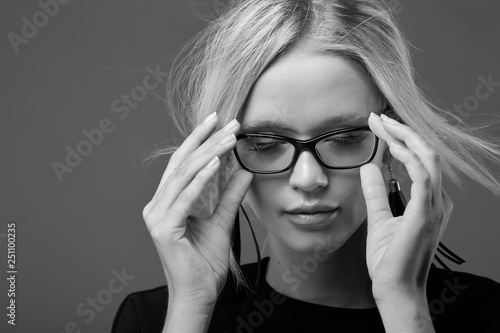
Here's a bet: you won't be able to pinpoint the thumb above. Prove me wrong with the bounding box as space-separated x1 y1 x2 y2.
360 163 392 225
212 169 254 234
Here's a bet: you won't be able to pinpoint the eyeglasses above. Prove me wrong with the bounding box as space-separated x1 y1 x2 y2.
233 126 379 174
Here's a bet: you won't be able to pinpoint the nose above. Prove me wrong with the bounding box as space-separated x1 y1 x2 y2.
288 150 329 191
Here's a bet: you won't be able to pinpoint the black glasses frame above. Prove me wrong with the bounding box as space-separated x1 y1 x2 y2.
233 126 379 174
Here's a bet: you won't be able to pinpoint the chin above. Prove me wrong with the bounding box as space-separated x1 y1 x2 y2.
280 211 367 257
270 218 352 256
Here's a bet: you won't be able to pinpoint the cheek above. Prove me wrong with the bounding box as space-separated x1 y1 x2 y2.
333 170 368 220
242 176 280 221
242 169 372 228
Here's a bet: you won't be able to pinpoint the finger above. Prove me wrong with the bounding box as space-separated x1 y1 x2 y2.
211 169 254 235
150 131 237 221
158 113 225 193
381 115 441 180
388 142 433 231
360 163 393 226
166 155 222 233
188 120 241 164
368 112 405 148
154 112 220 198
383 116 443 211
150 118 241 213
438 188 453 239
373 142 437 268
375 113 443 207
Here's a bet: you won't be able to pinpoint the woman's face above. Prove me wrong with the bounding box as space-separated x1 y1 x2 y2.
236 50 387 256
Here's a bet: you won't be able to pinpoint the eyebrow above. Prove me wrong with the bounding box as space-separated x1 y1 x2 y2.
240 112 369 134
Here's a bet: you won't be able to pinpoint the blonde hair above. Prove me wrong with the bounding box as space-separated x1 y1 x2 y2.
145 0 500 288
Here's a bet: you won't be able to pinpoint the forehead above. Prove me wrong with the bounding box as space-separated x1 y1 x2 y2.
238 50 380 138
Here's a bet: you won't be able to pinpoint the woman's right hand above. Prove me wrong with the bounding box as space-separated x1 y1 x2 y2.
142 112 253 308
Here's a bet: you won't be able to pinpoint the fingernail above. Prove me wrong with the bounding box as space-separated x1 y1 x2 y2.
203 112 217 124
381 114 399 125
390 140 404 149
222 119 239 131
220 133 235 144
205 156 219 168
370 112 382 122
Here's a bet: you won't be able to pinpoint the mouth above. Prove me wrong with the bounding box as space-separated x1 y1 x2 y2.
284 209 338 226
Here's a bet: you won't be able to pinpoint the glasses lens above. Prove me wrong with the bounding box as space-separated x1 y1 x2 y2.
316 130 376 168
235 137 294 172
235 130 376 172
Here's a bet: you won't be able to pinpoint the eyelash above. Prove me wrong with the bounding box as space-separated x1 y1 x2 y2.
247 134 365 152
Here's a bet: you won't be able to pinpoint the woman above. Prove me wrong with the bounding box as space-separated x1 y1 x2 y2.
113 0 500 332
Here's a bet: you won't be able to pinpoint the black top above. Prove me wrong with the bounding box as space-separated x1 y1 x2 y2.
112 257 500 332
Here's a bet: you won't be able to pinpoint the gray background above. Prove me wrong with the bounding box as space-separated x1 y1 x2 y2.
1 0 499 332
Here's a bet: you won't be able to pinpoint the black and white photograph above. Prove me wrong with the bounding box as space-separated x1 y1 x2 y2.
2 0 500 332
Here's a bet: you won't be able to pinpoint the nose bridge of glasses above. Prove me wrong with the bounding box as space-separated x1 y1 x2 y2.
291 141 324 168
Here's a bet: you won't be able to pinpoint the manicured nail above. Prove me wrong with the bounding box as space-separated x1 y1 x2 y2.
203 112 217 123
220 133 235 144
390 140 405 149
370 112 382 121
205 156 219 168
381 114 399 125
222 119 239 131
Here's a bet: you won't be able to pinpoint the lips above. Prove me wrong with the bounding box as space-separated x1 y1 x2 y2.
285 204 337 214
284 209 338 226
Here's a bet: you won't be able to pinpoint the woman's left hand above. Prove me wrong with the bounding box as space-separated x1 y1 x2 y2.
360 112 453 330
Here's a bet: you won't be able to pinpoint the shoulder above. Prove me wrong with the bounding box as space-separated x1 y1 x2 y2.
112 285 168 333
111 260 261 333
427 265 500 331
427 265 500 305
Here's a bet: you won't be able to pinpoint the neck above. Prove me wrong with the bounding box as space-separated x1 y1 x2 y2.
265 221 375 308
